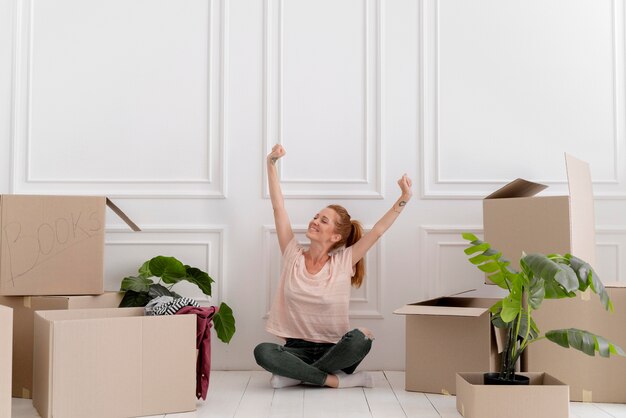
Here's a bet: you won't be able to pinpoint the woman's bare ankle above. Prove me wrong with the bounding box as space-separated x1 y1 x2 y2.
324 373 339 388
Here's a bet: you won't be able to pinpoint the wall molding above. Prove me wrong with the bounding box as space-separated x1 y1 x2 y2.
420 0 626 199
596 227 626 282
262 0 383 199
419 225 483 298
105 225 226 302
10 0 228 198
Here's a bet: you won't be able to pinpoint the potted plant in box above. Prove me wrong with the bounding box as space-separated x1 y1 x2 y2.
462 233 624 385
119 255 235 343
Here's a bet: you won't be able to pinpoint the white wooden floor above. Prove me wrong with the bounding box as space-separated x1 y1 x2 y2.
12 371 626 418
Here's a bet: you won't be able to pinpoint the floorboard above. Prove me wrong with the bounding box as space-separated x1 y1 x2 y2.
384 371 440 418
363 371 406 418
10 371 626 418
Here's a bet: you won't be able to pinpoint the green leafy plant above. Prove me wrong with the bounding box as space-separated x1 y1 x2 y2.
120 255 235 343
462 233 624 382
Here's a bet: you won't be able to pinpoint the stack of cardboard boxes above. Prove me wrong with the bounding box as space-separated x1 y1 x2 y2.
396 155 626 415
0 195 197 417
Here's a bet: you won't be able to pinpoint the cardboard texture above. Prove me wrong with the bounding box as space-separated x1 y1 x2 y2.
483 154 596 275
33 308 196 418
394 297 500 395
0 292 123 399
525 284 626 403
455 372 569 418
0 305 12 418
0 195 139 296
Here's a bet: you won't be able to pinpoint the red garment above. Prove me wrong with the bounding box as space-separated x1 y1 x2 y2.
176 305 217 400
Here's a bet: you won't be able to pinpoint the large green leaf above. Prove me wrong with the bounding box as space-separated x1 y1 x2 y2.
564 255 591 291
184 266 214 297
148 256 187 284
464 242 490 255
524 254 579 295
500 280 522 323
527 275 545 310
487 271 509 289
517 311 539 341
566 255 613 312
462 232 479 242
462 235 512 289
478 260 502 273
530 316 540 339
468 253 494 265
148 283 178 299
119 290 150 307
138 260 151 278
489 301 508 329
517 311 530 339
213 302 236 343
120 276 152 293
546 328 626 358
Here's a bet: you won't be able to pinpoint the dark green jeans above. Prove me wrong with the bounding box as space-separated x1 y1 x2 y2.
254 328 373 386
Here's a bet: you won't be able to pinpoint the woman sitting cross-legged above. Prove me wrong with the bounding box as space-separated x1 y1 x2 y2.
254 144 413 389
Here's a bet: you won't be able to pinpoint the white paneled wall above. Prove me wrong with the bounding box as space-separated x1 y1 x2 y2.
0 0 625 371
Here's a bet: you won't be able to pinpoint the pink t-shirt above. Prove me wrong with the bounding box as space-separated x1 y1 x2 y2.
265 237 354 343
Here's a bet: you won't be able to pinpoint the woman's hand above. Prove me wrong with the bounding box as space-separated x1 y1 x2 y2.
268 144 286 164
398 174 413 200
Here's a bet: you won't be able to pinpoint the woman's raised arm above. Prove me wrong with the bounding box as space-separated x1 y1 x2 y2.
267 144 294 254
350 174 413 265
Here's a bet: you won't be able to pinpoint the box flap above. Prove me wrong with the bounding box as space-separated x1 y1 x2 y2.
36 307 143 322
605 282 626 288
565 153 596 266
485 178 548 199
394 305 489 317
105 198 141 231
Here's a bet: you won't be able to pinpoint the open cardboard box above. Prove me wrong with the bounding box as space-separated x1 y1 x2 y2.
481 154 626 402
0 305 12 418
394 296 501 395
483 154 595 274
456 372 569 418
33 307 196 418
0 292 123 399
0 195 140 296
525 283 626 403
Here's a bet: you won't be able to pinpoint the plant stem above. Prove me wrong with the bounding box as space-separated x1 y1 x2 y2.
499 325 512 379
504 322 517 380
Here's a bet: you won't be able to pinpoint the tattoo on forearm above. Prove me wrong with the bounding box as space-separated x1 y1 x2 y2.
394 200 407 213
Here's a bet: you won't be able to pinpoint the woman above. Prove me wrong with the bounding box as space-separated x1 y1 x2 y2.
254 144 412 389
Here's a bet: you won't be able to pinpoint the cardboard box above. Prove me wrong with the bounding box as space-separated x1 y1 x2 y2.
33 307 196 418
456 372 569 418
0 292 123 399
483 154 595 274
394 297 501 395
0 195 139 296
0 305 12 418
525 284 626 403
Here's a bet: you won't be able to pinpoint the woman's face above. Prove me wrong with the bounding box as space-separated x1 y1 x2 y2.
306 207 341 245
